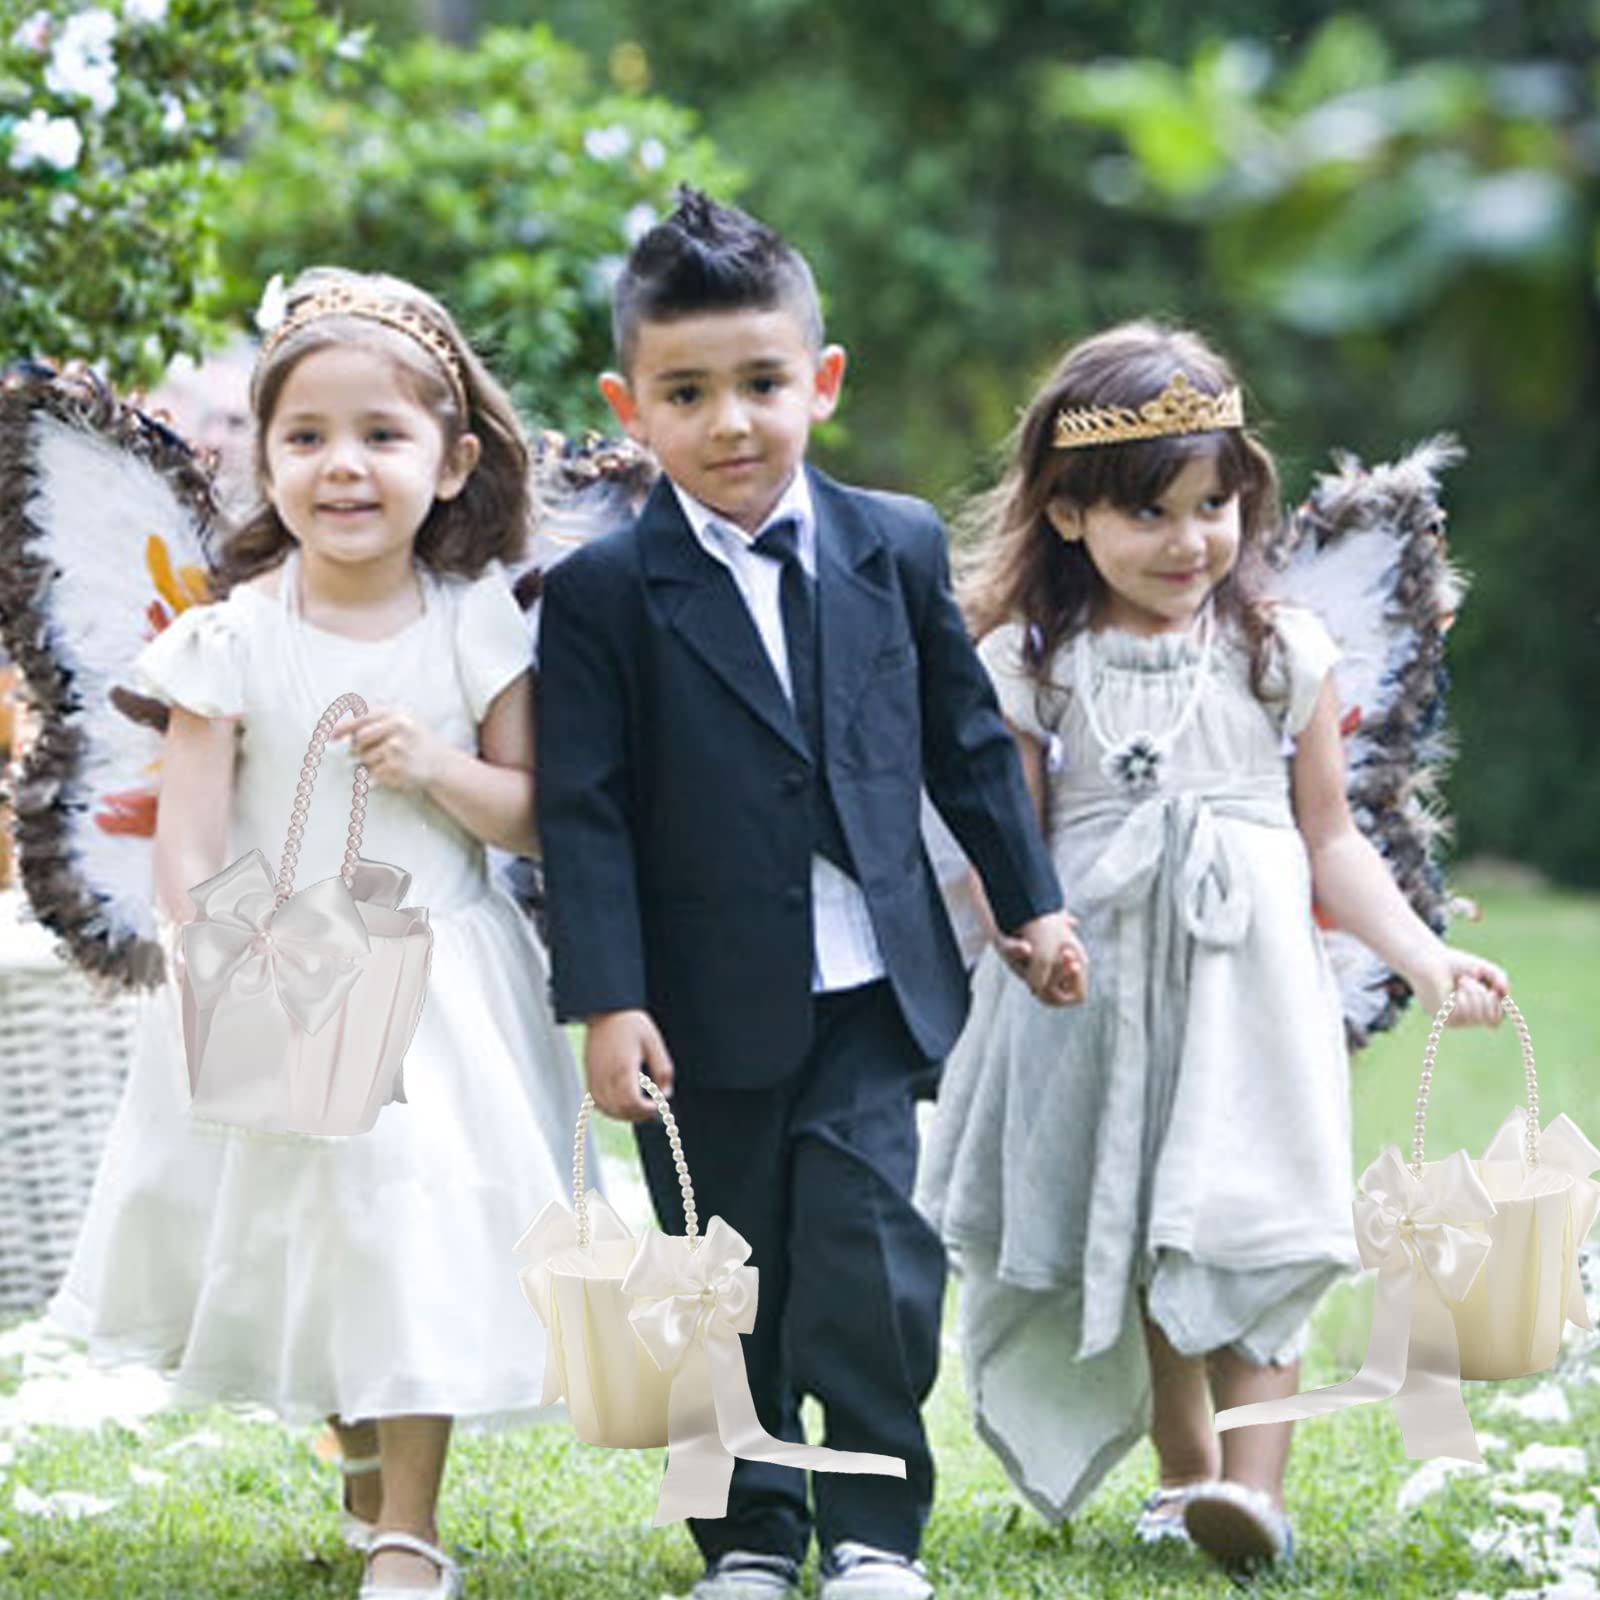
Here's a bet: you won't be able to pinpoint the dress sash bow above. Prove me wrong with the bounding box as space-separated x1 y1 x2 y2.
181 850 370 1036
1062 776 1295 1357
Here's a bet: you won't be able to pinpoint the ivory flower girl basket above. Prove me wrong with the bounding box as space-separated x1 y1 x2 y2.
179 693 433 1137
1217 992 1599 1461
515 1072 907 1524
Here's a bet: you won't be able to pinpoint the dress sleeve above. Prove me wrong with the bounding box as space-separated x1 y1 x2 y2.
1269 604 1341 737
975 621 1064 744
454 564 533 723
134 594 249 718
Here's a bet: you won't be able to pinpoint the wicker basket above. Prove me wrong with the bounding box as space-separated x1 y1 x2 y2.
0 889 138 1317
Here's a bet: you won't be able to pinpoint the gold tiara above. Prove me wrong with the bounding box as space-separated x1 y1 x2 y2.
1053 370 1244 451
257 283 468 412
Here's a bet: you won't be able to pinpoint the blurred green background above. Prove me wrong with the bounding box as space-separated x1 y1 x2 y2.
3 0 1595 887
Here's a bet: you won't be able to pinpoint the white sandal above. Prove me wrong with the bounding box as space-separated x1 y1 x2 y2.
358 1530 461 1599
337 1453 381 1552
1133 1484 1194 1545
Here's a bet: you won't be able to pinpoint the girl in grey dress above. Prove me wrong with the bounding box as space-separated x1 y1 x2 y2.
916 321 1508 1571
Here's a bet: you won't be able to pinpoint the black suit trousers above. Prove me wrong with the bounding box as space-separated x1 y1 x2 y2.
635 980 946 1566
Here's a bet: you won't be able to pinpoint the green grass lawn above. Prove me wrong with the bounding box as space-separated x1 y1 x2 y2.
2 876 1596 1599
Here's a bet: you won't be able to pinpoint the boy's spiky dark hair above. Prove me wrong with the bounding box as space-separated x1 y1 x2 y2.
611 186 824 367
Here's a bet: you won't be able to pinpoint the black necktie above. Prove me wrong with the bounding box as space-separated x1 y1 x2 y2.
751 516 854 874
752 516 819 756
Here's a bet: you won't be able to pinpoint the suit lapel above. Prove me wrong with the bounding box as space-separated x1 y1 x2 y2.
639 478 810 760
812 467 900 752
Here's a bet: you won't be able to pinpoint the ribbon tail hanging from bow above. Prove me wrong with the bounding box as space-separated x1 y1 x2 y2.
624 1220 906 1526
1214 1254 1480 1463
651 1326 908 1527
1216 1147 1492 1463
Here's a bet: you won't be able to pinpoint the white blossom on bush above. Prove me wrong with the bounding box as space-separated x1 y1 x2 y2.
8 109 84 173
44 9 119 116
158 92 185 134
123 0 170 24
583 124 632 162
639 136 666 171
623 201 657 243
10 10 52 51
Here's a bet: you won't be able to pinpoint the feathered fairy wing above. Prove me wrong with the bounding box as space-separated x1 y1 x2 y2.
0 361 221 989
1263 435 1469 1049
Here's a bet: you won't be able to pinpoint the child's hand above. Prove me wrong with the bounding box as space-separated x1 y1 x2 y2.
1414 947 1511 1028
1002 911 1089 1007
333 706 444 794
584 1009 676 1121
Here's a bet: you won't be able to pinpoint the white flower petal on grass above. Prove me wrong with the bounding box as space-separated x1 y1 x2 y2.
1574 1505 1600 1549
1513 1444 1590 1481
13 1485 118 1520
156 1428 225 1459
1489 1383 1573 1425
1470 1521 1545 1574
1491 1488 1567 1528
1479 1432 1509 1455
0 1534 9 1556
128 1466 167 1488
1397 1456 1487 1512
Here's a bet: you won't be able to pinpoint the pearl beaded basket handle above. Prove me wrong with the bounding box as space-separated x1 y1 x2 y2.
573 1072 698 1249
1412 991 1539 1176
275 692 371 909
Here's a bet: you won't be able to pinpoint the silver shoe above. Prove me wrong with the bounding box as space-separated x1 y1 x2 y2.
1133 1485 1193 1545
1183 1480 1295 1570
818 1541 933 1600
674 1551 802 1600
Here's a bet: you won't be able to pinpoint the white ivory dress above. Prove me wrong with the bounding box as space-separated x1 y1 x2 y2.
916 605 1362 1519
50 552 581 1424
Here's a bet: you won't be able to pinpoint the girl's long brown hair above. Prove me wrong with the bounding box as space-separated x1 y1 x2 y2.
959 320 1280 697
220 267 530 588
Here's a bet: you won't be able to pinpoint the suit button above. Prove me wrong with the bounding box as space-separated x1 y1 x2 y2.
784 885 806 909
780 771 806 796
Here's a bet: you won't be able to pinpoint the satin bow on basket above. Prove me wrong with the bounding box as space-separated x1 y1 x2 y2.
181 850 371 1036
1215 1147 1496 1462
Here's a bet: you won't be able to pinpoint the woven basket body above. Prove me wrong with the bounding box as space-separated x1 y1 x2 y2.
0 892 136 1316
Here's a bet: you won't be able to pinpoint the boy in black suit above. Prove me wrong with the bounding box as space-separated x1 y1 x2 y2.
536 190 1084 1600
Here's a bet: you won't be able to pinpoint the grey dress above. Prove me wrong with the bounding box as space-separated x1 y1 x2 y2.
916 606 1362 1521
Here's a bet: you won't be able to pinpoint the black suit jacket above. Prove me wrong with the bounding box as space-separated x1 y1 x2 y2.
535 467 1061 1089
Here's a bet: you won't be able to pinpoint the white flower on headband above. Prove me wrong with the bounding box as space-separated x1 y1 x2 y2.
255 274 288 335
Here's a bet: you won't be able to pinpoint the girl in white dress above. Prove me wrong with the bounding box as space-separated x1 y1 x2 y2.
49 268 579 1600
916 321 1508 1571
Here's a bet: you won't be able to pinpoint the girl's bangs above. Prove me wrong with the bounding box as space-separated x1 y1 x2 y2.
1058 428 1252 512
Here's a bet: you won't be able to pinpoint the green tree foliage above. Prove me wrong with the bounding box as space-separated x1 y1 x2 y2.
0 0 340 382
209 24 735 430
498 1 1598 887
1047 15 1599 889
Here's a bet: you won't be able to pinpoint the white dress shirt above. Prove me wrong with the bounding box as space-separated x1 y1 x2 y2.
670 473 887 993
